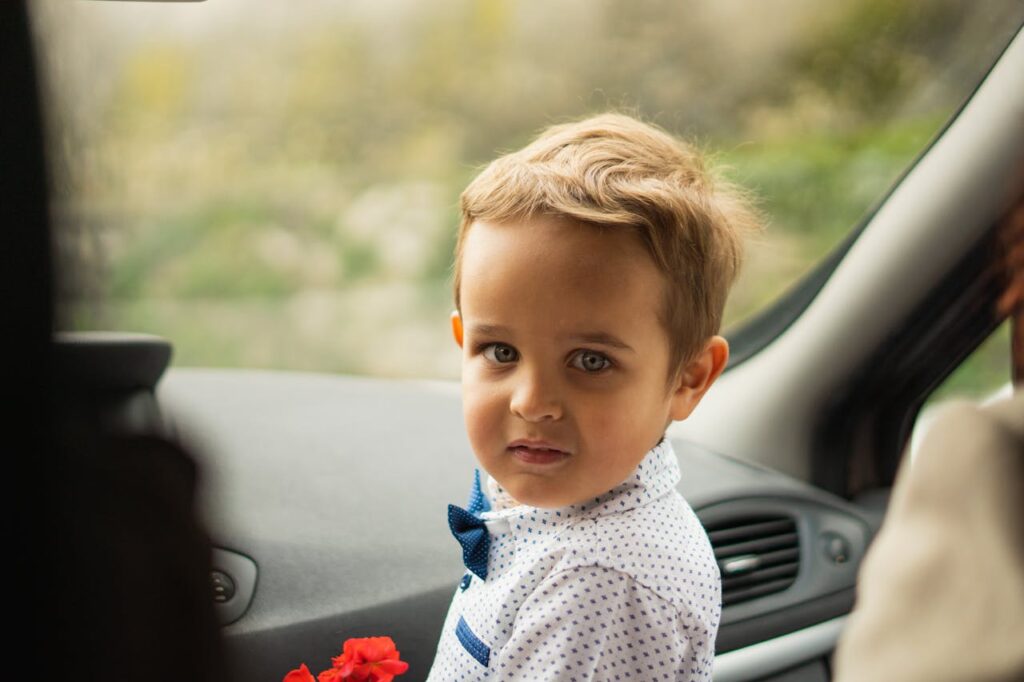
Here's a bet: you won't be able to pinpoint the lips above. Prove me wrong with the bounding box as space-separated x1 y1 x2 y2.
507 439 571 465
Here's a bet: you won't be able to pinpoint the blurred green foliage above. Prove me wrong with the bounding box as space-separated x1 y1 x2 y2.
36 0 1023 392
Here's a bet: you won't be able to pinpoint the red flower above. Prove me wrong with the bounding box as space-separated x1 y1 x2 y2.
282 636 409 682
283 663 316 682
329 637 410 682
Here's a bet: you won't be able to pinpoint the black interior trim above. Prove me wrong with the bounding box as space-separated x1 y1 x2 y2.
811 223 1007 497
53 333 175 438
3 0 55 666
715 588 855 655
54 332 172 392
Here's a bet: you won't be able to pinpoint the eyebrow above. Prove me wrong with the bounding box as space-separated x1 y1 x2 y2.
470 323 513 338
469 324 635 353
569 332 636 353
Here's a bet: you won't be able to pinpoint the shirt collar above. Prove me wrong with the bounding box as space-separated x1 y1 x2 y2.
479 438 680 536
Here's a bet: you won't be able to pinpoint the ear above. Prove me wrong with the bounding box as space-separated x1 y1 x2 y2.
451 310 464 348
668 336 729 421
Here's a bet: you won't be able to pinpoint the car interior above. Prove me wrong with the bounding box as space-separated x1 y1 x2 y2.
10 1 1023 681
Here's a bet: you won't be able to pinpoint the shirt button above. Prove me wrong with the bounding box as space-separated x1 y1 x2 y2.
460 573 472 591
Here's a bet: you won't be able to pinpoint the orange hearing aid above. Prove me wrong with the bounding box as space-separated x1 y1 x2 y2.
451 310 463 348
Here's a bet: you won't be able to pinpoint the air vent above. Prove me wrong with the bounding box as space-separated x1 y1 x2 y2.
705 514 799 607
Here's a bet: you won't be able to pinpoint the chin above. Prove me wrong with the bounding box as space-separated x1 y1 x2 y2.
497 478 550 507
503 478 582 509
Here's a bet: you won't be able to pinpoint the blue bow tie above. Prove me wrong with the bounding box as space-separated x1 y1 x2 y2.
448 470 491 581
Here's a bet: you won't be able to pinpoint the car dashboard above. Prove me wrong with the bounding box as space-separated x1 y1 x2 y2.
156 366 878 682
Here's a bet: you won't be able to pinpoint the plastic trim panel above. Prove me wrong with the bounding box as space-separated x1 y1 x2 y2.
211 547 258 625
712 616 845 682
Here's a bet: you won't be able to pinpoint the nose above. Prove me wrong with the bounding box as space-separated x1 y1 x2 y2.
509 367 563 422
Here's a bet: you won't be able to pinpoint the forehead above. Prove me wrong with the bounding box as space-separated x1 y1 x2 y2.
459 217 667 332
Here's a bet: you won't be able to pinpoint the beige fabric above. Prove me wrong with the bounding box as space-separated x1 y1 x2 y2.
833 391 1024 682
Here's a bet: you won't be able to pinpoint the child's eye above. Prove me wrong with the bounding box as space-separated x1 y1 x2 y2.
570 350 612 373
482 343 519 364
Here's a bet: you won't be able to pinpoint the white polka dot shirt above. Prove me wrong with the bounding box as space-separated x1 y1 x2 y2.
427 440 721 681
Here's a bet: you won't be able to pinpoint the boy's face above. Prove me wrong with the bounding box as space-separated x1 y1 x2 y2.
457 216 704 508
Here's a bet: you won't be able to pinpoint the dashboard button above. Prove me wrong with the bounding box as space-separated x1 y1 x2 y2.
211 570 236 603
821 532 851 564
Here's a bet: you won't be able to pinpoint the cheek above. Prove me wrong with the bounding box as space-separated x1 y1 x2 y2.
577 380 669 443
581 411 633 451
576 378 642 416
462 380 504 448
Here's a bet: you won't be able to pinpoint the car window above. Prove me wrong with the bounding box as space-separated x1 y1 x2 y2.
31 0 1024 379
907 320 1012 464
927 320 1012 404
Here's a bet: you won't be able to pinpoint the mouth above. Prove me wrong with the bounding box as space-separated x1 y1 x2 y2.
507 439 571 466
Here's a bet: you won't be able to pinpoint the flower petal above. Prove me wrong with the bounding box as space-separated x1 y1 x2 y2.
332 636 408 680
283 663 316 682
375 660 409 675
317 668 344 682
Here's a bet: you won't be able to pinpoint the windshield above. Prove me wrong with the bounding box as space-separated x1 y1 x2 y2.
31 0 1024 379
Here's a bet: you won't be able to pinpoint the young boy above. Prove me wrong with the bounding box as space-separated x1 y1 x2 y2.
427 113 759 681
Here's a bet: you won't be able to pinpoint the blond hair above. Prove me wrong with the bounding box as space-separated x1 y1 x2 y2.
454 113 761 372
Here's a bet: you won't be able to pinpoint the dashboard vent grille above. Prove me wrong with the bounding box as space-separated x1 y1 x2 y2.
705 514 799 607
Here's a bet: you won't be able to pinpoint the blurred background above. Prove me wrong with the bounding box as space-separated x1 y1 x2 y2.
30 0 1021 398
